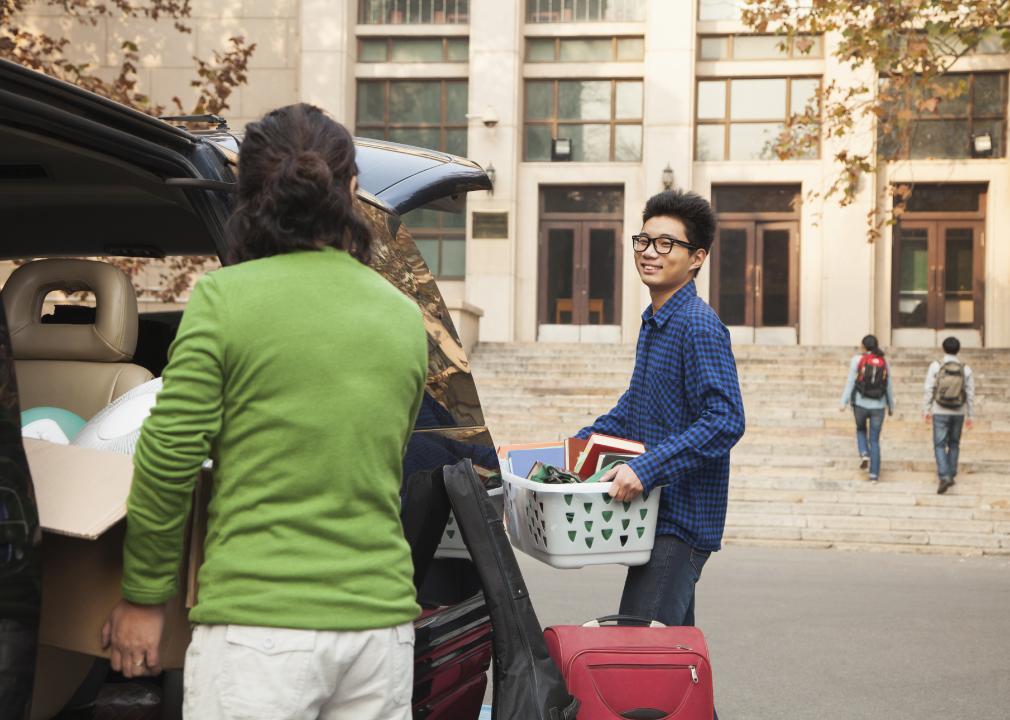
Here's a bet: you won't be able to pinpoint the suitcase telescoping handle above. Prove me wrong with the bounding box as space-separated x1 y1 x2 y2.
582 614 665 628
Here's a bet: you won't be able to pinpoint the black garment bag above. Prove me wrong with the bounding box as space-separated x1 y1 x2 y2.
442 460 579 720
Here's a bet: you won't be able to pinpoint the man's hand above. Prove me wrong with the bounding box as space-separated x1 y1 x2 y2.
966 418 974 431
600 463 645 502
838 404 847 413
924 413 932 424
101 600 167 678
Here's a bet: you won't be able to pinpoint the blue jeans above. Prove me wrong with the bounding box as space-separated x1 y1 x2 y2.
619 535 715 718
932 414 964 480
853 406 885 477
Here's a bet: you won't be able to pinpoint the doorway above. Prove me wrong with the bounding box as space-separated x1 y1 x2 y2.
710 185 801 343
891 184 986 346
538 186 623 342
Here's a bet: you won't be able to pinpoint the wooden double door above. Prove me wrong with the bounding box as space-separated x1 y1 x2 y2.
893 220 984 331
538 220 622 326
710 220 799 329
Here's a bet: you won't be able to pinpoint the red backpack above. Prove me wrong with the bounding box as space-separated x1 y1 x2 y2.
855 353 888 399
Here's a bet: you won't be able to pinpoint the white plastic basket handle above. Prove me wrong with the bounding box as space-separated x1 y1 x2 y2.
582 614 665 628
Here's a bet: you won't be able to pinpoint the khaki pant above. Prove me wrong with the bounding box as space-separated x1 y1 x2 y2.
183 622 414 720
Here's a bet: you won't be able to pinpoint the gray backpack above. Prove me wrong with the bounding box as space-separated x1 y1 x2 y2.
934 361 967 409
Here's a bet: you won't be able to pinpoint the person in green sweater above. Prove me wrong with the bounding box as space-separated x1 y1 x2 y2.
102 104 428 719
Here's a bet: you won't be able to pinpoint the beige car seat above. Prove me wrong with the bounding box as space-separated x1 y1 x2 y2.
2 259 154 419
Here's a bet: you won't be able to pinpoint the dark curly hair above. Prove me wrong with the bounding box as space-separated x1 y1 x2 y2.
226 103 372 264
642 190 716 252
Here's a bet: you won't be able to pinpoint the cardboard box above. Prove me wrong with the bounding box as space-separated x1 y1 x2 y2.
25 438 203 718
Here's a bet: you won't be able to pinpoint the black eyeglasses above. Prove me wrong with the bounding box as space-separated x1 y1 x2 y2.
631 234 697 255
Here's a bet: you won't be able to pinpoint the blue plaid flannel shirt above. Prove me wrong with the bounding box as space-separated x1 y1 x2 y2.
576 281 745 551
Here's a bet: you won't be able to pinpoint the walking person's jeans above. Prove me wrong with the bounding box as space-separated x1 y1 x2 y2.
853 406 885 477
619 534 718 720
932 414 965 480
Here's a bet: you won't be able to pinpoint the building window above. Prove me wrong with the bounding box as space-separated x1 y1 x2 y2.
355 80 468 156
698 0 741 21
695 77 821 161
526 0 646 23
359 37 469 62
698 34 823 60
358 0 469 24
879 73 1007 159
524 79 643 161
526 36 644 62
404 208 466 279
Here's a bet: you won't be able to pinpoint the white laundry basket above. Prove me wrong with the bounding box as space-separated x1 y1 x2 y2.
502 471 660 569
434 485 503 560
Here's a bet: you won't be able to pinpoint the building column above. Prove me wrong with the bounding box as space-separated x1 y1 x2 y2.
465 1 522 342
299 0 356 124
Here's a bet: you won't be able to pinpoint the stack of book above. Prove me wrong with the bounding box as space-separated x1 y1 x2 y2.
499 433 645 482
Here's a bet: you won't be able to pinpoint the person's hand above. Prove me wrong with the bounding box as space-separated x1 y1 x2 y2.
839 404 847 413
101 600 167 678
966 418 974 431
600 463 644 502
924 413 932 424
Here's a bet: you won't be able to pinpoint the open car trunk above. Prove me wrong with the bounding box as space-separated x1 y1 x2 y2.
0 58 497 720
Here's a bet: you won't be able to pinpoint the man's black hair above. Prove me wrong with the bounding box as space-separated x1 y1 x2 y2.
642 190 717 252
942 336 961 355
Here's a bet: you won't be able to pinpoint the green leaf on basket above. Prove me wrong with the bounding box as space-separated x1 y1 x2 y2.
585 537 594 548
623 502 631 512
622 519 630 530
603 495 613 504
619 535 628 546
568 531 577 542
602 510 613 522
637 527 645 538
584 503 593 514
566 512 575 524
564 494 573 506
640 508 648 520
602 529 613 540
584 521 593 531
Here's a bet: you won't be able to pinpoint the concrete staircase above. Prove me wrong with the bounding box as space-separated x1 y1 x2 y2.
470 343 1010 557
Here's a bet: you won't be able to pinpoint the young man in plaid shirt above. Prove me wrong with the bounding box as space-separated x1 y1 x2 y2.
576 190 745 630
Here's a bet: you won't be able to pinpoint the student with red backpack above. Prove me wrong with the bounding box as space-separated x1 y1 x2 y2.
924 336 975 495
839 335 894 482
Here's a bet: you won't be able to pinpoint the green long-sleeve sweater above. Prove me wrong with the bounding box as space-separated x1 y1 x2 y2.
122 248 426 630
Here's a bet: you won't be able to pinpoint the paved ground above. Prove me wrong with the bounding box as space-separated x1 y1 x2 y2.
493 545 1010 719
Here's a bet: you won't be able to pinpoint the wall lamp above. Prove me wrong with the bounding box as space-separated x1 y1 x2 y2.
551 137 572 161
485 162 495 194
972 132 994 158
662 163 675 190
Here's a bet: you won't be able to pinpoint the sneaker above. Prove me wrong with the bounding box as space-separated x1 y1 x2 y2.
859 455 870 470
937 477 954 495
869 475 879 482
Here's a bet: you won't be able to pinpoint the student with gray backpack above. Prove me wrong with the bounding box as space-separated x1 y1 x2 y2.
924 336 975 495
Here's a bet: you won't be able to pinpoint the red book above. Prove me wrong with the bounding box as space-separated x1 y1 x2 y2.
564 437 588 472
572 433 645 479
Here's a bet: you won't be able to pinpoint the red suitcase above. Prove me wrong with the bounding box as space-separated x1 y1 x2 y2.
544 615 714 720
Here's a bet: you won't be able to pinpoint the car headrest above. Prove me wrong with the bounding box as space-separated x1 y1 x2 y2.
2 259 138 362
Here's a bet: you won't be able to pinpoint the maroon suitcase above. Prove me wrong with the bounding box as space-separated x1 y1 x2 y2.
544 615 714 720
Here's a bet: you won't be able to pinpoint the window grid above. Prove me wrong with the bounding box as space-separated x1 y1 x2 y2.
525 0 646 23
525 36 645 62
524 79 644 162
882 73 1007 159
697 34 824 61
358 0 469 24
695 76 822 161
358 37 469 62
355 79 468 155
410 223 466 279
